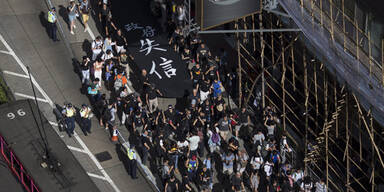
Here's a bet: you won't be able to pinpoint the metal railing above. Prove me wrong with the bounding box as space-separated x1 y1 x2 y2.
0 135 39 192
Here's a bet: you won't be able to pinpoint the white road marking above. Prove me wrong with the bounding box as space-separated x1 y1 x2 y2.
3 70 30 79
0 33 121 192
49 121 58 126
67 145 88 154
0 34 54 107
0 50 11 55
87 172 108 181
14 92 49 103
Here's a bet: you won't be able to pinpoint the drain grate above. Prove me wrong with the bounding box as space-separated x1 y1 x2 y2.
95 151 112 162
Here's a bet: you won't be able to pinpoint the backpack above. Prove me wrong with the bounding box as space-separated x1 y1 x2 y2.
114 76 123 91
211 132 220 143
103 108 112 121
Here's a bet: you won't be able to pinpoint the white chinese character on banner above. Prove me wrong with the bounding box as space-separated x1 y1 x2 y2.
159 57 176 78
142 26 155 38
124 23 143 32
140 39 166 56
150 61 162 79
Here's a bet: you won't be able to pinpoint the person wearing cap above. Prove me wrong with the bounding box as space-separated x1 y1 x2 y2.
127 144 138 179
62 103 76 137
80 104 92 136
47 7 59 41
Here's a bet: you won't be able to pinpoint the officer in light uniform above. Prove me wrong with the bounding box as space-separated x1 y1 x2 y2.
80 104 92 136
62 103 76 137
47 7 59 41
127 144 138 179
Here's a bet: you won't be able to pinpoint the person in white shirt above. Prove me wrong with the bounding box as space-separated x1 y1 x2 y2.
250 154 263 171
92 36 103 60
264 160 273 177
292 168 304 183
188 131 200 156
253 130 265 145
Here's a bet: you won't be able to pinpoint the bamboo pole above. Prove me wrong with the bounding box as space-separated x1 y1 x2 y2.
291 46 295 91
330 0 334 40
252 14 256 52
334 79 338 138
382 39 384 86
236 21 242 107
342 0 346 51
311 0 314 28
271 14 274 65
346 92 350 192
353 94 384 168
370 110 375 192
260 13 265 109
356 20 360 73
304 48 309 170
281 32 286 132
320 0 323 26
368 31 372 76
315 62 319 127
324 64 329 190
359 112 362 161
243 17 247 44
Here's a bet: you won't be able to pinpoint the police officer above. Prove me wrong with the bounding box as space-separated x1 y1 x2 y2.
80 104 92 136
47 7 59 42
62 103 76 137
127 144 138 179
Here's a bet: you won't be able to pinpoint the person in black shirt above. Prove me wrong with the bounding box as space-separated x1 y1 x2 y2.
168 28 182 52
80 56 90 84
113 29 127 54
235 107 250 138
231 172 245 192
105 15 117 36
164 175 178 192
205 57 219 81
199 166 211 191
163 105 177 136
202 99 213 125
181 175 193 192
197 43 211 63
214 94 226 120
141 130 152 165
98 4 110 36
190 63 202 87
199 78 211 104
146 84 162 113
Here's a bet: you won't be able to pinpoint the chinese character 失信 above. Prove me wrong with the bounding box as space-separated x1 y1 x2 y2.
140 39 166 56
124 23 143 32
150 61 162 79
142 26 156 38
159 57 176 78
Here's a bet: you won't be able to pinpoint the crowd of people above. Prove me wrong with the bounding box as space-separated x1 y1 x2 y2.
58 0 328 191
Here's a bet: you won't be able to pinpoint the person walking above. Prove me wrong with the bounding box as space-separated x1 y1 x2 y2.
127 144 138 179
47 7 59 41
91 36 103 60
80 56 90 84
80 104 92 136
93 58 104 86
146 84 162 113
67 0 78 35
62 103 76 137
79 0 91 32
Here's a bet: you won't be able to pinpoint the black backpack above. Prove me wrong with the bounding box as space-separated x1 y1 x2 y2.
103 108 113 121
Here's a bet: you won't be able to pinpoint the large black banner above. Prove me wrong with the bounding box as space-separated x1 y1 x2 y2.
112 0 192 98
196 0 261 30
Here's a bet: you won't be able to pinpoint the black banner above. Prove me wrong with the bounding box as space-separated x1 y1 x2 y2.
196 0 261 30
112 0 192 98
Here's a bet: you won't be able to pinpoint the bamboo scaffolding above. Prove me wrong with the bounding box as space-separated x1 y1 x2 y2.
315 62 319 126
281 32 287 132
304 48 309 170
260 13 265 109
382 39 384 86
342 0 346 51
324 64 329 189
345 92 350 192
370 110 375 192
368 31 372 76
271 14 275 65
330 0 334 40
236 21 242 107
252 14 256 52
352 94 384 168
291 46 295 91
334 79 338 138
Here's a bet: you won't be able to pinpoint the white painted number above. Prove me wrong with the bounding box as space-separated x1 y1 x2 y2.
7 113 15 120
17 109 26 116
6 109 26 119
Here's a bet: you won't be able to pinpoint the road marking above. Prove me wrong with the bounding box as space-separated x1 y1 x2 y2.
67 145 88 154
49 121 58 126
3 70 30 79
0 34 54 107
74 133 121 192
0 50 11 55
87 172 108 181
14 92 49 103
0 33 121 192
